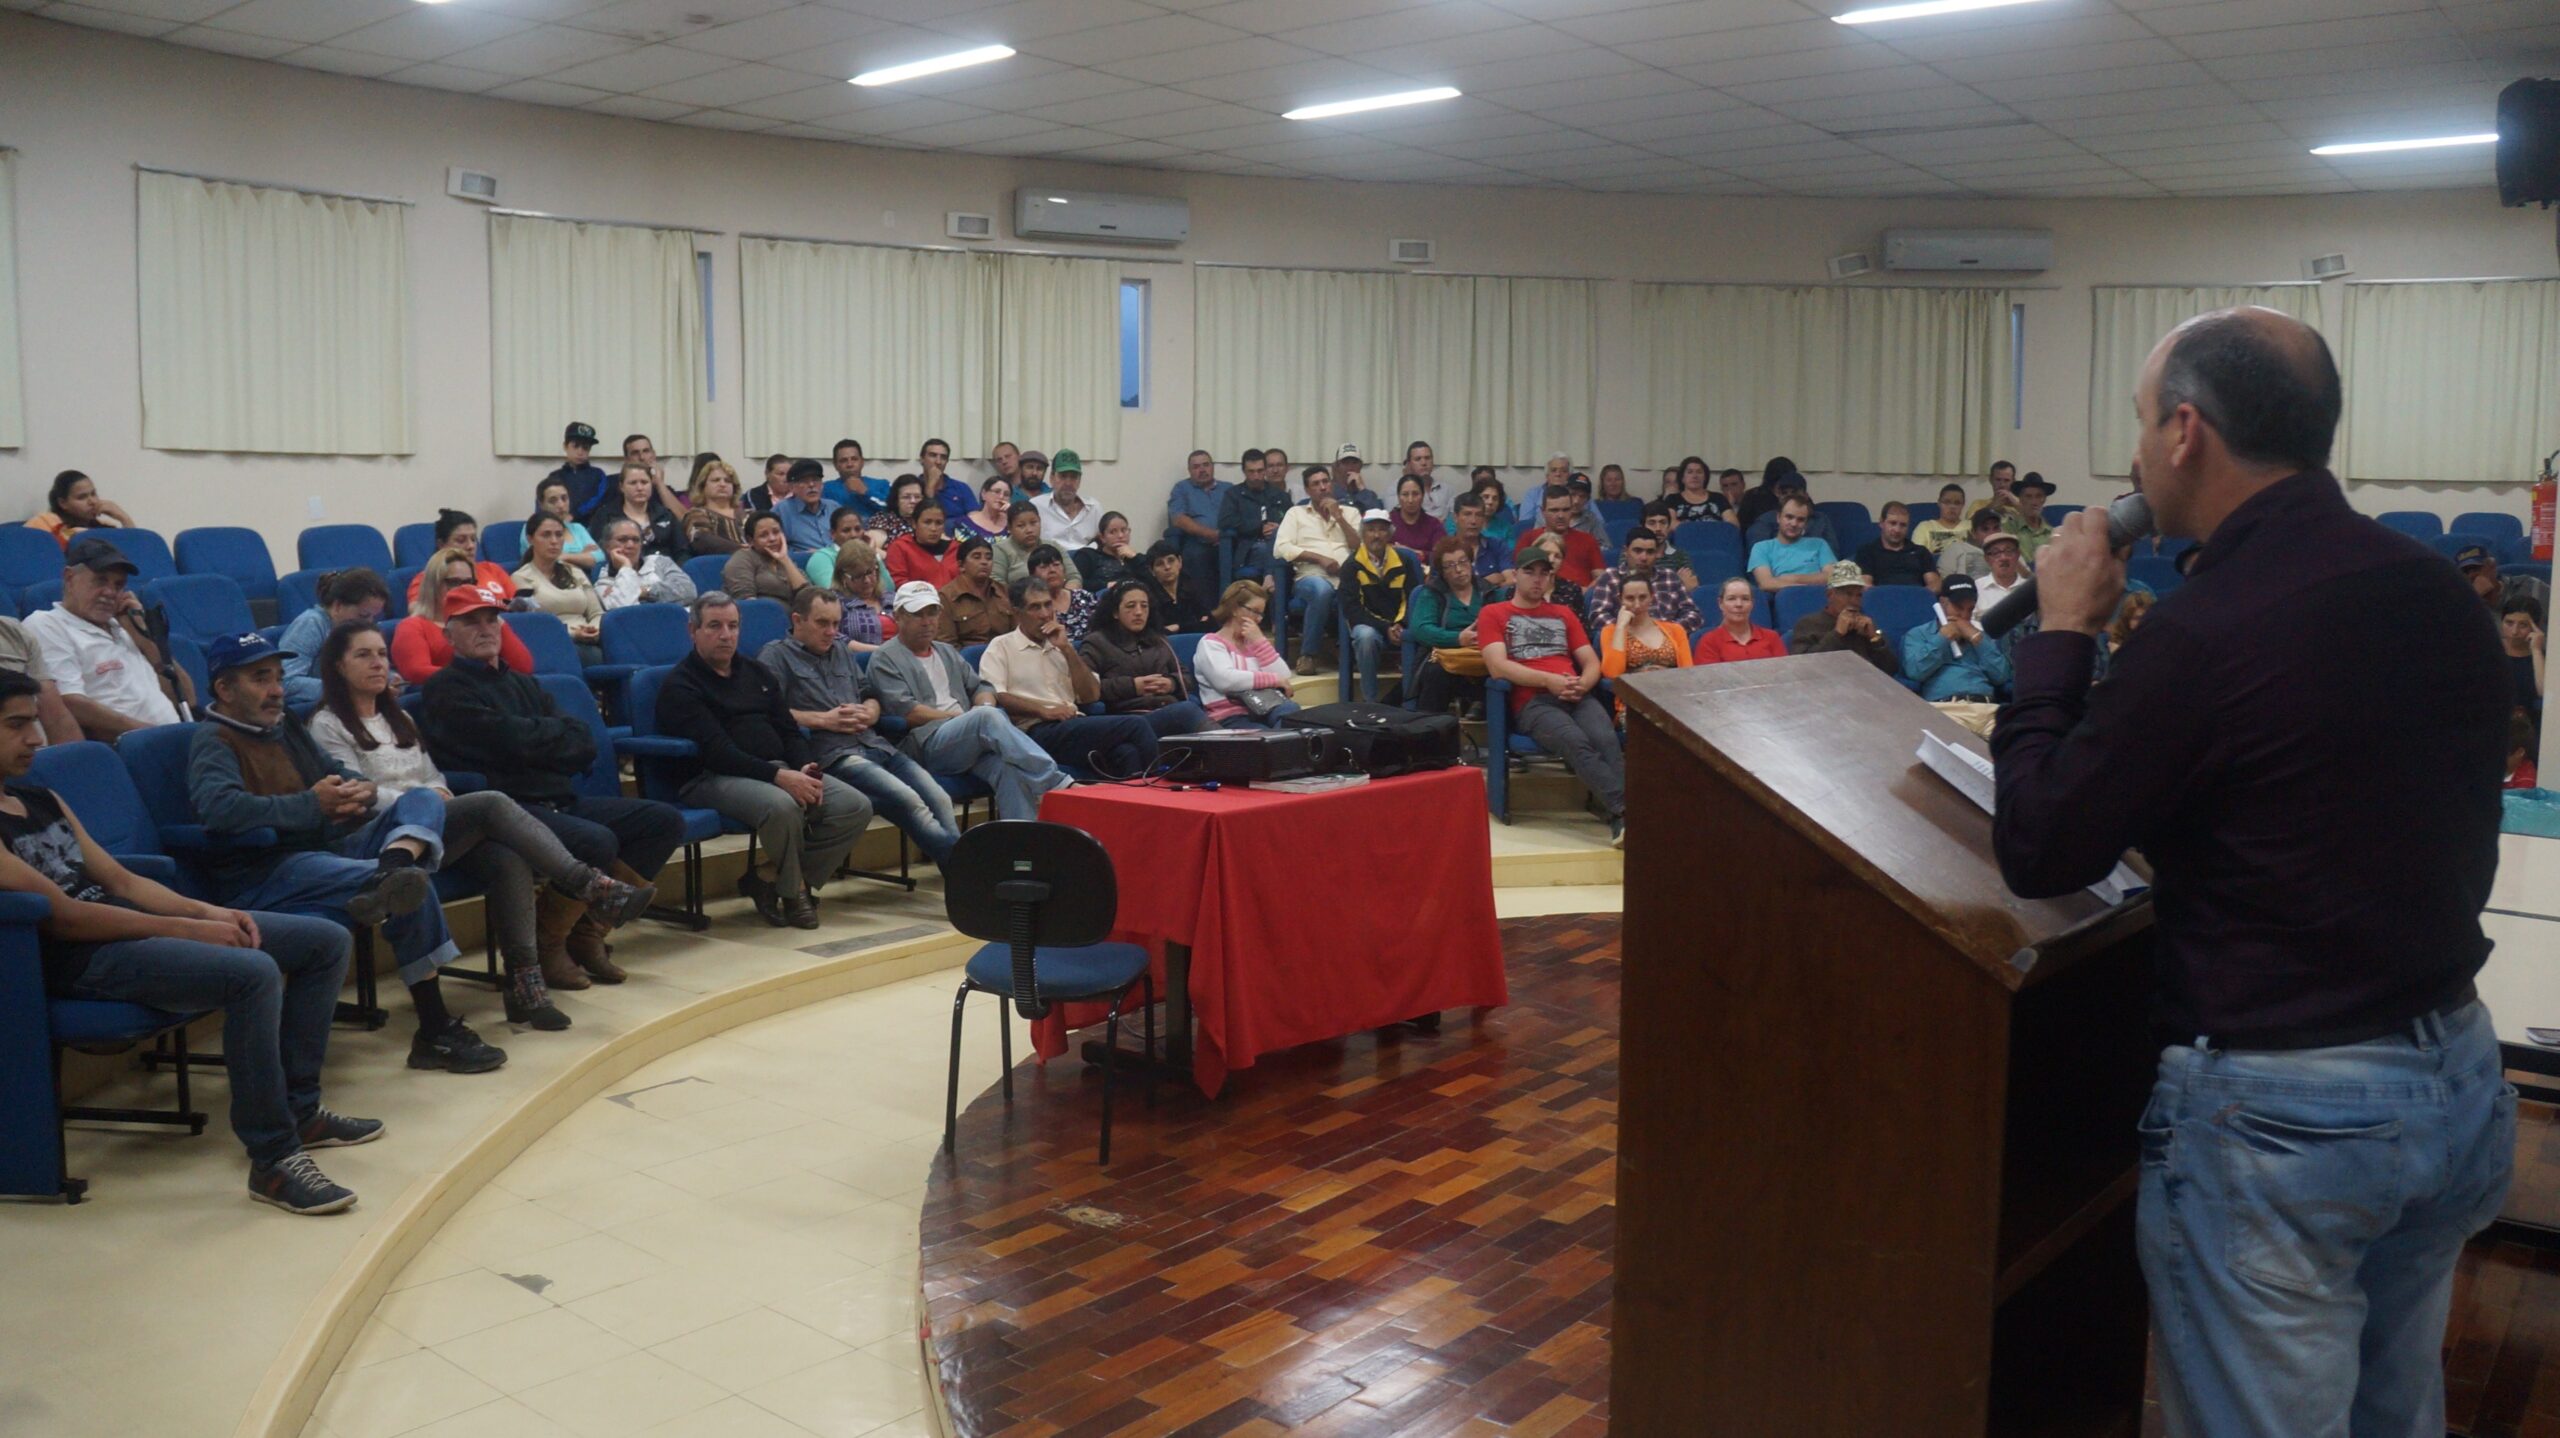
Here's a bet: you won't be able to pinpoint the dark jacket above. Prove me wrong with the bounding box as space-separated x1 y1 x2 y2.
1788 607 1900 676
655 651 808 781
419 657 598 807
1343 544 1415 632
594 498 685 558
185 711 364 888
1219 482 1291 540
549 461 612 518
1077 625 1189 712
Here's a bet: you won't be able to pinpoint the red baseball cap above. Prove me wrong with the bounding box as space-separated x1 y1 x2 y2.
440 584 505 619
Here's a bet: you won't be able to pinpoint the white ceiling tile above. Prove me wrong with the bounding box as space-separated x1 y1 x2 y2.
799 96 988 131
828 0 1016 21
1091 35 1327 82
1024 84 1217 124
468 0 616 18
641 61 830 107
570 0 797 44
1869 10 2153 59
1973 58 2217 103
2442 0 2560 32
2169 8 2455 56
1438 46 1649 91
1185 0 1419 32
486 77 620 106
1724 61 1959 105
1555 0 1813 45
1271 0 1532 55
438 23 638 77
288 44 412 77
727 80 869 120
1682 38 1909 90
1022 13 1245 64
1089 99 1271 138
1635 19 1848 68
667 5 893 61
387 61 515 93
1179 58 1402 104
583 93 697 118
1055 137 1195 160
674 108 782 129
960 124 1125 153
329 7 540 62
2201 36 2479 85
2013 82 2244 122
166 23 307 56
883 112 1059 145
934 67 1145 111
2135 0 2436 36
918 0 1167 45
548 44 741 91
2225 59 2486 102
34 3 179 36
1161 118 1303 149
1357 20 1565 76
1927 37 2188 84
193 0 409 43
44 0 221 23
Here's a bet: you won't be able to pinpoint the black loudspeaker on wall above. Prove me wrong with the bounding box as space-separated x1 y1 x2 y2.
2498 78 2560 206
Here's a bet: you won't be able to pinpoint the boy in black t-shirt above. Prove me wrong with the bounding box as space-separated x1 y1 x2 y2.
0 671 375 1213
1854 501 1942 592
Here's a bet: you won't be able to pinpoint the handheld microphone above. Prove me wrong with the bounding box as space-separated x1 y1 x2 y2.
1978 492 2154 639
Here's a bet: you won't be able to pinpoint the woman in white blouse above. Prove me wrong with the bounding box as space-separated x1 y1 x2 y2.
307 621 654 1028
513 512 606 663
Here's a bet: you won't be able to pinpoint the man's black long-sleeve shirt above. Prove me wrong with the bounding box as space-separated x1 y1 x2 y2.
1991 470 2510 1049
656 650 810 782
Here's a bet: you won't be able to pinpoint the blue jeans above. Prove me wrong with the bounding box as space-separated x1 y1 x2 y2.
1231 537 1276 583
1134 700 1210 737
1291 574 1336 659
910 706 1067 822
2139 999 2516 1438
65 912 349 1165
1025 714 1157 779
822 746 962 864
222 788 457 986
1218 699 1300 730
1350 623 1389 702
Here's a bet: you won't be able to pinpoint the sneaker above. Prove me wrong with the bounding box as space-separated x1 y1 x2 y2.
784 891 820 930
248 1153 356 1215
296 1109 384 1149
409 1021 508 1074
1610 820 1626 850
1292 654 1322 676
582 872 657 930
738 872 788 927
346 865 431 928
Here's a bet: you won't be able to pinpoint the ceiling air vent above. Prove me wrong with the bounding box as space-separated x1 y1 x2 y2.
1827 251 1873 280
946 211 995 241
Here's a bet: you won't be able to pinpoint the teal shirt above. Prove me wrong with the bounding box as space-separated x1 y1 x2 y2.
1747 536 1836 577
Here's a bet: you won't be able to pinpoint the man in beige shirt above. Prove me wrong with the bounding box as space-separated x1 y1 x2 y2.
1273 467 1362 673
978 577 1159 780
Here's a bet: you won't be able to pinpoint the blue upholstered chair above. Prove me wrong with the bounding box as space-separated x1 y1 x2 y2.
297 524 393 574
612 666 733 931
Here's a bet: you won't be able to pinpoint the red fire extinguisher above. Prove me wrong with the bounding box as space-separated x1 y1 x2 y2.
2535 449 2557 562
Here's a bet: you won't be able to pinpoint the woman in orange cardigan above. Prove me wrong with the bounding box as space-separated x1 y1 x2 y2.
1597 573 1690 719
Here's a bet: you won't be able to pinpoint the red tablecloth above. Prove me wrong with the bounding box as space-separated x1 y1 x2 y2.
1031 770 1507 1096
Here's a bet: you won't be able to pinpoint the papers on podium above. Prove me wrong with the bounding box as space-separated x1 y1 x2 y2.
1918 731 2146 906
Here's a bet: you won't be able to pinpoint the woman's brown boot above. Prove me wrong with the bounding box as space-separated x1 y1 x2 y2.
536 889 590 991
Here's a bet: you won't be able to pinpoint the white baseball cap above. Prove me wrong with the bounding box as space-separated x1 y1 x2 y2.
1335 443 1362 464
1360 509 1393 527
891 580 943 614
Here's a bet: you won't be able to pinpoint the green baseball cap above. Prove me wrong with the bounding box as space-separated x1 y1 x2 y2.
1050 448 1082 473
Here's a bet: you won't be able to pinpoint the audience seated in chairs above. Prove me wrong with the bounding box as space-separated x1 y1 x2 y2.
1196 580 1300 729
759 588 963 867
1027 546 1098 643
1665 456 1729 526
596 465 684 560
513 512 606 665
1389 473 1447 555
1220 450 1289 588
745 453 792 515
26 536 192 739
1483 549 1623 845
278 568 390 708
1597 573 1691 718
1078 579 1212 740
1787 563 1901 677
937 538 1013 646
1276 467 1361 672
868 475 926 548
1913 485 1971 556
545 421 612 518
1512 485 1606 601
1033 451 1098 551
723 510 813 606
1742 470 1840 551
1941 508 2006 582
1166 450 1231 612
2464 543 2550 613
1343 511 1416 704
955 477 1014 545
1450 492 1515 591
829 439 879 517
1637 502 1696 592
0 669 372 1213
1977 531 2029 613
885 503 963 592
1585 529 1700 635
405 510 517 610
1692 577 1785 665
395 549 534 685
1075 511 1143 593
1902 573 2013 706
983 577 1159 778
1748 494 1836 591
655 592 872 931
2004 474 2060 562
866 582 1069 821
185 632 504 1075
775 460 839 563
530 476 603 572
1471 474 1517 549
27 469 133 549
989 503 1065 592
1137 541 1210 635
1857 501 1941 592
0 609 83 744
1410 536 1496 718
802 508 875 589
826 538 896 654
309 620 651 1027
919 438 973 521
680 455 748 557
419 587 685 988
596 516 698 611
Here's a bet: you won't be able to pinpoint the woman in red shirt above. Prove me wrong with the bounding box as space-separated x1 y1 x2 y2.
393 549 534 684
1691 577 1787 664
885 503 963 590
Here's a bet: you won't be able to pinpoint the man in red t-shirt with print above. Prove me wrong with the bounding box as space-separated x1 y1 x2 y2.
1481 549 1625 846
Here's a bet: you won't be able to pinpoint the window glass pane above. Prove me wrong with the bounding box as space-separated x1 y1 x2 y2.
1120 279 1145 409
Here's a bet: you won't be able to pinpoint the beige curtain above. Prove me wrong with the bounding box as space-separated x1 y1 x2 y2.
1395 276 1479 463
1471 276 1598 467
0 150 20 449
2340 279 2560 485
2088 285 2323 475
1835 287 2010 476
489 214 704 458
994 253 1121 462
1636 284 1845 471
137 170 412 454
1194 265 1399 463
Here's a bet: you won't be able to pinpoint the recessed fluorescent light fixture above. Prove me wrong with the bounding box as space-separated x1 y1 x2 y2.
1046 195 1069 203
1835 0 2048 24
850 44 1014 88
1284 87 1461 121
2310 132 2497 156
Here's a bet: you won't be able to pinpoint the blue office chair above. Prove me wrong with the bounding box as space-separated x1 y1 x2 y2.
173 527 279 625
1859 586 1940 650
738 597 789 657
502 611 582 676
1773 585 1828 636
275 569 323 626
2453 512 2525 546
2128 555 2184 597
534 673 718 930
1677 523 1747 590
682 554 729 596
478 523 525 570
2043 504 2084 525
940 821 1153 1164
392 523 439 568
296 524 392 574
614 665 735 930
147 574 258 643
384 567 419 620
1815 502 1871 540
0 529 64 609
110 529 178 586
1482 678 1609 823
2376 511 2443 540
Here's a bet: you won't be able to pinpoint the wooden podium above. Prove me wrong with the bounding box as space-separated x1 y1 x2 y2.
1612 653 2157 1437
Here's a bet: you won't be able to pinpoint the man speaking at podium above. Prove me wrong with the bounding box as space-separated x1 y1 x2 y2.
1988 307 2516 1437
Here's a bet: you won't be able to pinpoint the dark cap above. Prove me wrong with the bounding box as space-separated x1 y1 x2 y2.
2454 543 2492 571
2014 473 2054 497
1515 547 1558 572
205 631 280 678
564 422 598 447
63 535 137 575
1941 574 1978 602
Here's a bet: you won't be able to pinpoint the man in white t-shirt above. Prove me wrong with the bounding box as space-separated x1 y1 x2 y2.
25 536 188 739
1976 532 2029 612
1030 450 1099 551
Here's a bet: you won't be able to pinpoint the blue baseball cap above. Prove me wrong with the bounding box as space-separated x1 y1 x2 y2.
205 632 281 678
2453 543 2492 571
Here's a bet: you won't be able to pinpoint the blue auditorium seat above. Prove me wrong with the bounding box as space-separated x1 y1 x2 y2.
297 524 393 574
2376 511 2442 540
173 528 280 609
392 523 439 569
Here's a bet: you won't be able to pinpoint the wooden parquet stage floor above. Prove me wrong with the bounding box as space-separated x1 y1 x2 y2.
920 913 1620 1438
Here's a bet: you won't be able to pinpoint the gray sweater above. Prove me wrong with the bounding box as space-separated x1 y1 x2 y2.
863 639 992 756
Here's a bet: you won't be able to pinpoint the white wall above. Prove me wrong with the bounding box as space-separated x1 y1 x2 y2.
0 10 2554 562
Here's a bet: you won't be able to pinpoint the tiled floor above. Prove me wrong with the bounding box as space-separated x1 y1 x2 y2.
297 882 1621 1438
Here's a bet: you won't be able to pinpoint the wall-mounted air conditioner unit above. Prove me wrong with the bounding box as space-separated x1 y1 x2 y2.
1881 228 2053 273
447 167 499 205
1014 189 1190 246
